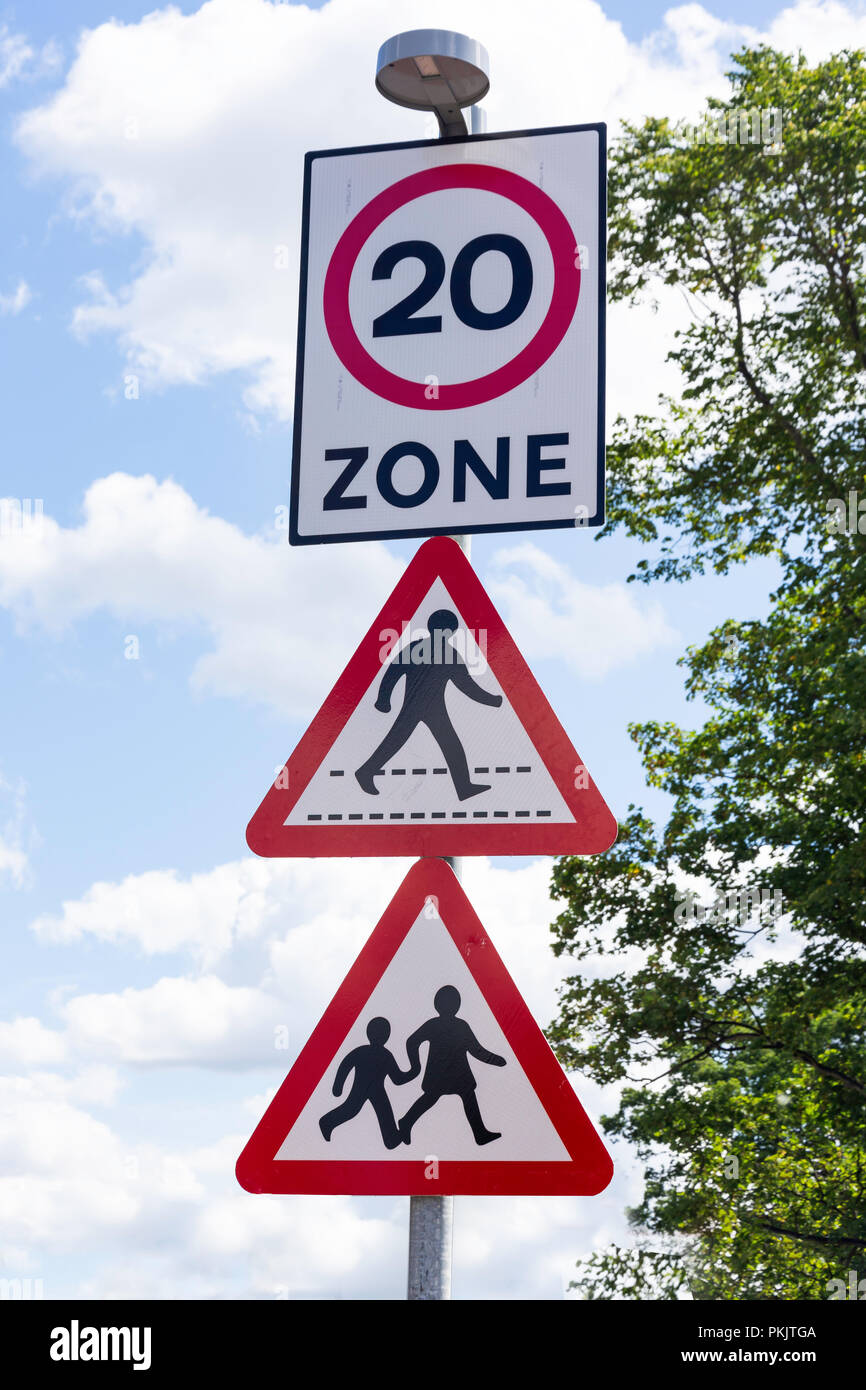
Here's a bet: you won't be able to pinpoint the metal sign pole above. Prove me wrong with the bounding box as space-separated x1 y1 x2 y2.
373 33 489 1303
406 100 485 1301
407 542 469 1301
407 1180 454 1300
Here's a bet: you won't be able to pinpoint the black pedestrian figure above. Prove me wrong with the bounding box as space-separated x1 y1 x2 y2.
355 608 502 802
319 1017 414 1150
398 985 507 1146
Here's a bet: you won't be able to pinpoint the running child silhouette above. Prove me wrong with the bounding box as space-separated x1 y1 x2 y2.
355 608 502 802
319 1017 414 1150
399 985 507 1146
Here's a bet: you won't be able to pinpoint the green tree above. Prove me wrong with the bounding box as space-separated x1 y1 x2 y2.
549 45 866 1300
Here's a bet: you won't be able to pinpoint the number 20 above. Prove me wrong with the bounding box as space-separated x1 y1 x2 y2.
371 234 533 338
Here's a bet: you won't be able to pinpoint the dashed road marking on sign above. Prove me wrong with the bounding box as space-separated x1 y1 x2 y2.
306 762 540 823
307 809 550 822
323 764 533 777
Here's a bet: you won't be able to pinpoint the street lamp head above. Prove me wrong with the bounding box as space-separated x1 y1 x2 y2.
375 29 489 136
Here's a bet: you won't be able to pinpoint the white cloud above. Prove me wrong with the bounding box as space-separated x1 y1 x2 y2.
0 1067 402 1294
0 1097 116 1193
0 1076 201 1260
489 542 677 679
7 845 645 1295
16 0 864 419
61 974 289 1067
0 25 60 89
0 1074 638 1297
0 471 401 717
30 858 285 966
0 1065 122 1106
0 1074 639 1296
0 28 34 88
768 0 866 53
0 280 32 315
0 835 28 888
0 1018 67 1066
0 473 671 714
31 854 589 1067
0 773 31 889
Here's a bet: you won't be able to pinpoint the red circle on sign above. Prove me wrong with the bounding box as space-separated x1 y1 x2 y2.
322 163 581 411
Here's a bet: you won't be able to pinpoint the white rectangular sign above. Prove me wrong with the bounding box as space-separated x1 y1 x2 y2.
289 123 605 545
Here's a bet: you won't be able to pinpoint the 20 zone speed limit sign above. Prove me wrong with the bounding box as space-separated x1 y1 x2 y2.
289 123 605 546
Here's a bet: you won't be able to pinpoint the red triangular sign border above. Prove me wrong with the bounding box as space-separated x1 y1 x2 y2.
236 858 613 1196
247 536 616 857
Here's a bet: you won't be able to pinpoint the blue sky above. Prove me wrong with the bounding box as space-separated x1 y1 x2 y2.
6 0 800 44
1 0 863 1301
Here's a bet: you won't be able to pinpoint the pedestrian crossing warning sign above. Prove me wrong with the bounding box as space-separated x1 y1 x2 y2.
235 858 613 1195
246 536 616 858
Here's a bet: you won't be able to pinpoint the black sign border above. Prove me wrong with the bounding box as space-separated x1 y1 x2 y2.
289 122 606 546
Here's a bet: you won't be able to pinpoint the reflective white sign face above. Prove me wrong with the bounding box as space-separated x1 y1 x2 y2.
290 124 606 545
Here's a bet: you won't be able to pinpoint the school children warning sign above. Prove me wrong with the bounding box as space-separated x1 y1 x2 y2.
235 859 613 1196
246 536 616 858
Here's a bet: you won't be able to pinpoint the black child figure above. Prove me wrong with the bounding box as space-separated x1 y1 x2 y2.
319 1017 414 1150
355 608 502 802
399 985 507 1146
